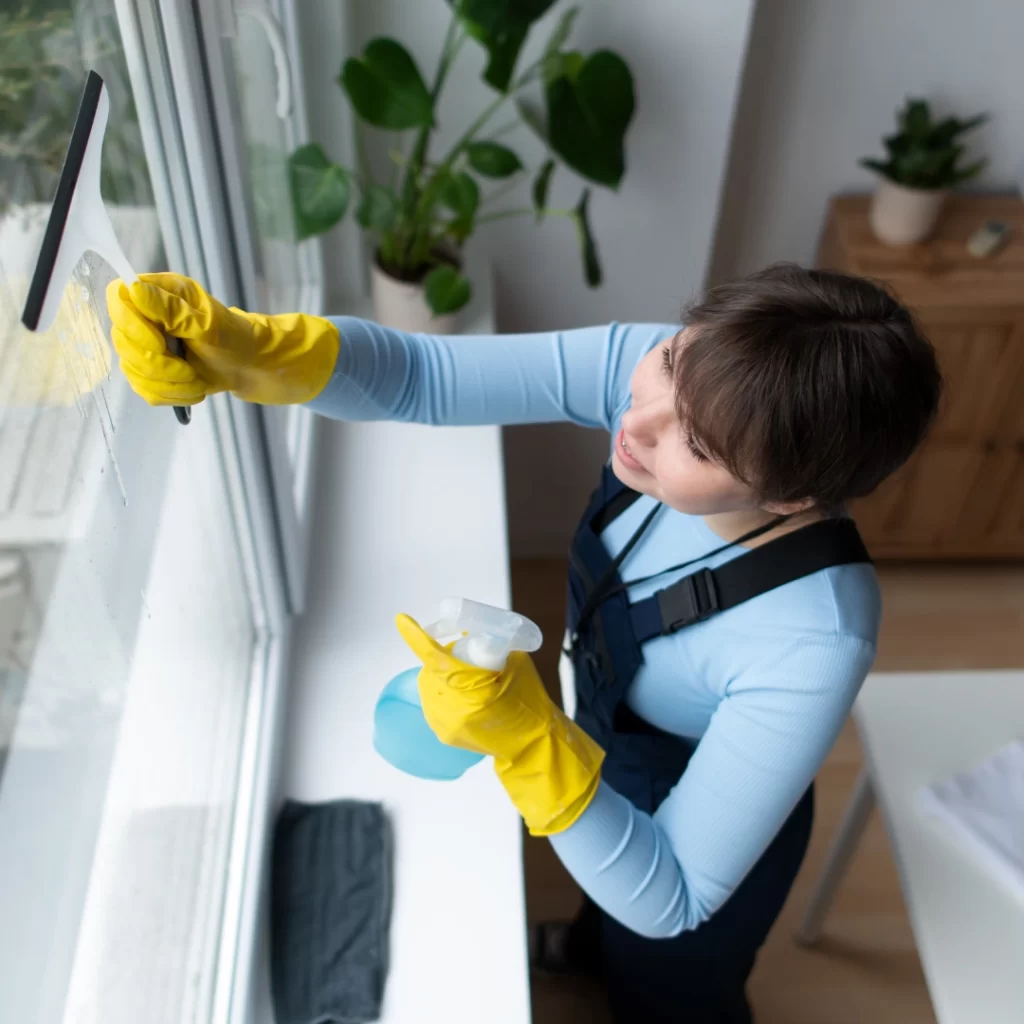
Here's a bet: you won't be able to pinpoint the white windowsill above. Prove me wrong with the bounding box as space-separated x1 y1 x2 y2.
252 277 531 1024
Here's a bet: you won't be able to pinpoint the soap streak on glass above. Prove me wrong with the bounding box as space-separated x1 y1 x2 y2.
77 254 128 508
0 247 122 775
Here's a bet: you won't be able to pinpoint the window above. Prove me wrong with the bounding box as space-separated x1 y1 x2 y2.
0 5 285 1022
201 0 332 610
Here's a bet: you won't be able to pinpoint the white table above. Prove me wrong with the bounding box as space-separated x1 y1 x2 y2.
274 410 531 1024
799 671 1024 1023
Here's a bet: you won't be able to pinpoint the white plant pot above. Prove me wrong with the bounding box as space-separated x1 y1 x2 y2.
868 178 948 246
370 261 460 334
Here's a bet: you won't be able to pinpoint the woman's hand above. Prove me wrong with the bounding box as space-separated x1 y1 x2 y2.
105 272 339 406
396 614 605 835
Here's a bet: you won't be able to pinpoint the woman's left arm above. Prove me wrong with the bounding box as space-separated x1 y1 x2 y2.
104 272 672 421
549 633 876 937
306 317 672 428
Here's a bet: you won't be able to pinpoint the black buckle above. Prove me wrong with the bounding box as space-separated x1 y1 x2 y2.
657 569 719 633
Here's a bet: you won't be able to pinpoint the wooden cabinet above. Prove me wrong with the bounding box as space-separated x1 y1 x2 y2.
817 195 1024 559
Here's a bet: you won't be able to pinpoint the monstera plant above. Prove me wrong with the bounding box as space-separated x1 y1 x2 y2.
288 1 635 321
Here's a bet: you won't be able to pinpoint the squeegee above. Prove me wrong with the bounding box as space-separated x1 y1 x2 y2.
20 70 191 425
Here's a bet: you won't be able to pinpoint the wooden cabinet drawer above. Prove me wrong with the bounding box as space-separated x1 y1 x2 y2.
927 319 1024 444
948 447 1024 553
853 443 1024 558
851 445 980 555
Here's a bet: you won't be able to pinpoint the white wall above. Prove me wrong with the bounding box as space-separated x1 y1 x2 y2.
711 0 1024 282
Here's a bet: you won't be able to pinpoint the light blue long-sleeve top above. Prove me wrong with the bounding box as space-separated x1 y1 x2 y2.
309 317 881 938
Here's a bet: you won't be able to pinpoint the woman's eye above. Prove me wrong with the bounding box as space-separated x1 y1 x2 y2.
686 435 709 463
661 346 674 376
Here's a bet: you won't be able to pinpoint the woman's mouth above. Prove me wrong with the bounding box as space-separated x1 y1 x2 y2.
615 428 647 473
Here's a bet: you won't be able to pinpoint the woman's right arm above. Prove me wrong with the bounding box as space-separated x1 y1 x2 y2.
106 272 674 429
307 316 674 429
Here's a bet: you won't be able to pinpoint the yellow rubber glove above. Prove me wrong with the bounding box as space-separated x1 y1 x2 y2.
395 614 605 836
105 272 339 406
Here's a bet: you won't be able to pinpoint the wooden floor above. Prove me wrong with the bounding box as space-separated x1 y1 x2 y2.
509 560 1024 1024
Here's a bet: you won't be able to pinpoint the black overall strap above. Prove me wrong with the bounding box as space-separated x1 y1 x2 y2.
630 518 871 642
571 477 791 656
591 484 642 534
572 500 664 650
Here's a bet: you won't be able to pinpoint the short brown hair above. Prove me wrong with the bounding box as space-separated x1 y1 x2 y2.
676 264 943 508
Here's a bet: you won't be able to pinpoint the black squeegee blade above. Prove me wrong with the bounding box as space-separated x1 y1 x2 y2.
21 70 104 331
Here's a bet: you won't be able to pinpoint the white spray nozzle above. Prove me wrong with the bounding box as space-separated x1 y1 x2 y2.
426 597 543 670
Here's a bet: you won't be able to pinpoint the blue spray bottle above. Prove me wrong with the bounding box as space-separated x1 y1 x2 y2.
373 597 543 780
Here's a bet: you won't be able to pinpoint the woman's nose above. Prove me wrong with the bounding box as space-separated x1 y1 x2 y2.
622 402 668 448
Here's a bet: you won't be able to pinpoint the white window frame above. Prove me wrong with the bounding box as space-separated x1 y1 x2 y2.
187 0 324 614
113 2 310 1020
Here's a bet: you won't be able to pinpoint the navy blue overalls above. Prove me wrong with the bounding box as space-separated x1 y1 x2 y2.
564 465 870 1023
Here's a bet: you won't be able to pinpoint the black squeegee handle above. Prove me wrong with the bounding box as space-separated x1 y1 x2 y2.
167 337 191 425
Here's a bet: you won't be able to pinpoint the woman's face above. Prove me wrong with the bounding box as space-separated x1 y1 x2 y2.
614 331 761 516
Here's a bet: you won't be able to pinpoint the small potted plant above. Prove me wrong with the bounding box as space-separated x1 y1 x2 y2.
288 2 635 332
860 98 987 246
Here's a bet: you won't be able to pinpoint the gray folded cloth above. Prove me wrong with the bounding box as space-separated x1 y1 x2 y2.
271 799 392 1024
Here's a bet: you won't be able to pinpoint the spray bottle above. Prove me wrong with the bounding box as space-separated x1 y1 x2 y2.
373 597 543 780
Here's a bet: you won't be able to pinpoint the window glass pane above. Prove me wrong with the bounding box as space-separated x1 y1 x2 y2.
218 8 321 573
229 8 317 313
0 6 259 1023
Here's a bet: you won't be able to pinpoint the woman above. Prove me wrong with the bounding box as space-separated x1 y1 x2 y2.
107 264 942 1022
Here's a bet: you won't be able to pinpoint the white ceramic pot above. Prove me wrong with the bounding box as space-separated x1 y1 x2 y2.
370 260 460 334
868 178 948 246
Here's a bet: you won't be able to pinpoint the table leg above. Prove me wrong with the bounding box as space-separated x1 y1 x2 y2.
796 769 876 946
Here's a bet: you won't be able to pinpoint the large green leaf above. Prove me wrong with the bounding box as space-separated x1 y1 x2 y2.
340 38 434 130
356 184 400 231
288 143 350 240
437 170 480 243
447 0 558 92
424 265 472 315
573 188 601 287
546 50 634 188
532 159 555 220
438 171 480 218
466 140 523 178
